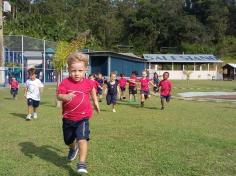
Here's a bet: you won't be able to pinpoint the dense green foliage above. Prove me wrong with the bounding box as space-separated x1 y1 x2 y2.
3 0 236 58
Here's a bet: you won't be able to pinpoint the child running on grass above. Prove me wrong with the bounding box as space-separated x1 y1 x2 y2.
57 52 100 174
139 70 156 107
105 72 120 112
128 71 138 102
9 76 19 100
96 73 104 102
88 74 102 93
153 72 159 96
118 73 127 100
24 68 44 120
158 72 172 110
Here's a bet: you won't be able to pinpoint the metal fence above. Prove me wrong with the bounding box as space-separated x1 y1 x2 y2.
3 35 57 85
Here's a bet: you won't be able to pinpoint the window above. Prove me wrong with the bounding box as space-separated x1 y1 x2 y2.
173 63 183 70
184 64 194 71
162 63 172 70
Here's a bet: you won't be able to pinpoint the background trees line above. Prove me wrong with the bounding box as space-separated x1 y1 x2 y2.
3 0 236 61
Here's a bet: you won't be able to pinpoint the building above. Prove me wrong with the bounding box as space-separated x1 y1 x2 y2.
143 54 223 80
223 63 236 80
86 51 146 77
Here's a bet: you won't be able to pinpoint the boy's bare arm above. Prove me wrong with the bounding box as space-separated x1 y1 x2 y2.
91 88 100 113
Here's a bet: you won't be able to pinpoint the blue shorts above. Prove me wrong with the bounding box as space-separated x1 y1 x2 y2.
27 98 40 108
140 90 150 99
106 94 117 105
161 95 171 102
10 88 18 95
97 88 103 95
62 118 90 145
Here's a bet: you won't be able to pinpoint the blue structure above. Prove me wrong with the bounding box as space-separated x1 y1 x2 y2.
86 51 146 76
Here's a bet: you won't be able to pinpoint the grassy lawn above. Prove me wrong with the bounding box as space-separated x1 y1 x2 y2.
0 80 236 176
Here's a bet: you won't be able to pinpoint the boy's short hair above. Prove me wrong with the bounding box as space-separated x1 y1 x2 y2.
110 72 116 77
163 72 169 76
67 52 89 67
120 73 125 77
28 68 36 76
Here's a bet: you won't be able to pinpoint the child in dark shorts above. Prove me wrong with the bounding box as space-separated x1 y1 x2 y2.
96 73 104 102
128 72 138 102
139 70 156 107
118 73 127 100
57 52 100 174
153 72 159 96
9 77 19 100
158 72 172 110
105 72 120 112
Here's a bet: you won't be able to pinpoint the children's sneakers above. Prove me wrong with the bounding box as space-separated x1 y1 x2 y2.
26 114 32 120
112 109 116 112
67 147 79 161
33 113 37 119
77 162 88 174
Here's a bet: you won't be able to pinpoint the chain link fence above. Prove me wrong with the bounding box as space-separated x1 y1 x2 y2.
3 35 57 85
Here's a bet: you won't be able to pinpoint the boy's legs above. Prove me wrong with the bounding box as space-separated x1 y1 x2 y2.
160 96 165 110
140 92 145 107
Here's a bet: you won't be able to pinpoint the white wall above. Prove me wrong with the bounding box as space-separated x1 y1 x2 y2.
148 69 223 80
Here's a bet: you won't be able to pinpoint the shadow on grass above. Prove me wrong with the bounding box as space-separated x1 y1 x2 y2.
10 113 26 119
117 101 160 110
4 97 14 100
19 142 77 176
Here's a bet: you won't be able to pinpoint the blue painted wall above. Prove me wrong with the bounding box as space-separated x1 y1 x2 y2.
110 57 145 76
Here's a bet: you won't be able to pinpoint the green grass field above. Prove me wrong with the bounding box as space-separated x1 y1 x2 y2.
0 80 236 176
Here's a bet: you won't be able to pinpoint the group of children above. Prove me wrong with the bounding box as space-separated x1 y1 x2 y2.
87 69 172 112
8 52 172 174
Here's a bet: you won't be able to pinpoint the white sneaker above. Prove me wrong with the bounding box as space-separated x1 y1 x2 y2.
112 109 116 112
77 163 88 174
26 114 32 120
33 113 37 119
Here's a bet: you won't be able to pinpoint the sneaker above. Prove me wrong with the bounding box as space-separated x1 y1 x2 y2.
33 113 37 119
112 109 116 112
26 114 32 121
77 162 88 174
67 147 79 161
161 107 164 110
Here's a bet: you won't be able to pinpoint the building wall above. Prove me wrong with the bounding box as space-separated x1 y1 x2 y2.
111 57 145 76
148 69 223 80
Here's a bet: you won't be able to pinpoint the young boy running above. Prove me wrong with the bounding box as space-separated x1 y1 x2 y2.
57 52 100 174
24 68 44 120
128 72 138 102
9 76 19 100
96 73 104 102
158 72 172 110
139 70 156 107
118 73 127 100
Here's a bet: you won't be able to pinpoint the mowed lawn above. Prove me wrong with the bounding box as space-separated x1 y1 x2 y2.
0 80 236 176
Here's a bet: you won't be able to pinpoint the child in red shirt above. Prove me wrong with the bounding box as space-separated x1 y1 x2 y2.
128 72 138 102
57 52 100 174
139 70 156 107
158 72 172 110
118 73 127 100
9 77 19 100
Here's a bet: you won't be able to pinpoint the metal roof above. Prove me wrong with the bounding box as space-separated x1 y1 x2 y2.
227 63 236 68
143 54 223 63
85 51 145 62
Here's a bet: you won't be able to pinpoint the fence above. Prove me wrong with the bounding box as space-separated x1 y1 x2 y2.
3 35 57 85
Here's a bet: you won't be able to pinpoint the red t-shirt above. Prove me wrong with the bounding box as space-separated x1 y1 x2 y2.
10 80 19 89
91 80 99 89
57 77 94 122
159 79 172 96
129 76 137 87
118 78 127 88
139 77 150 91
